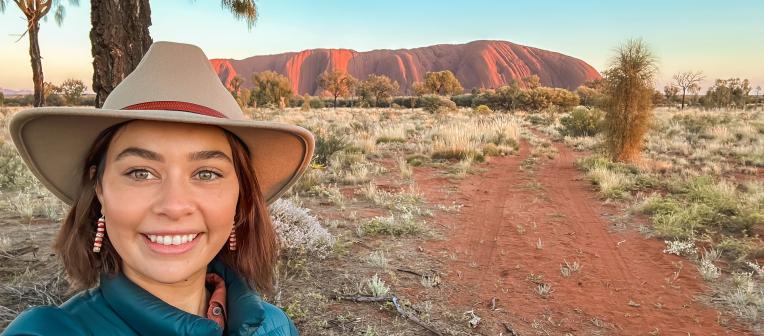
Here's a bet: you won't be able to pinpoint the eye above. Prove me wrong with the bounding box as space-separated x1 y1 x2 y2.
196 170 223 181
126 168 157 180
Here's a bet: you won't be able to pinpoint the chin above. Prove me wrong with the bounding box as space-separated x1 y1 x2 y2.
136 260 207 284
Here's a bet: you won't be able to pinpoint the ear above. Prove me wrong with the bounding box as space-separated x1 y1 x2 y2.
90 166 105 208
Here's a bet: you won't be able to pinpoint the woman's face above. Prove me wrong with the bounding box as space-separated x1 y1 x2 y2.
95 120 239 285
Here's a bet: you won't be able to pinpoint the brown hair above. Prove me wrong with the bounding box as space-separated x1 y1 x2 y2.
54 121 278 294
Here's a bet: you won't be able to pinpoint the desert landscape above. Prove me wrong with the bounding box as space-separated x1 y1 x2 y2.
2 99 762 334
1 1 762 335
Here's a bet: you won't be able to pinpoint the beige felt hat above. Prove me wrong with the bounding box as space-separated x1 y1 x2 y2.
9 41 314 206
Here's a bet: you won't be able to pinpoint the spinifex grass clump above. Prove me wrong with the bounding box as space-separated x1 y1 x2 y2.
602 39 657 163
428 115 520 161
636 177 763 262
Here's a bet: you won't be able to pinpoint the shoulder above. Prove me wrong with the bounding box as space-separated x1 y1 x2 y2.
2 306 90 336
252 301 299 336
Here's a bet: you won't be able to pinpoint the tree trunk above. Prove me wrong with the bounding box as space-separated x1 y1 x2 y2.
28 20 45 107
681 88 686 110
90 0 153 107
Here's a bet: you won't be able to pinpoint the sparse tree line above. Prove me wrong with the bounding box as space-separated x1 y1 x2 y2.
2 79 90 106
659 72 760 110
223 68 591 114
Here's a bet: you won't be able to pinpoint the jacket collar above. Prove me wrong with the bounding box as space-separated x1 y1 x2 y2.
99 258 266 336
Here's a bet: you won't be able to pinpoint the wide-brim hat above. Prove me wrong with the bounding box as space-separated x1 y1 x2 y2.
9 41 314 206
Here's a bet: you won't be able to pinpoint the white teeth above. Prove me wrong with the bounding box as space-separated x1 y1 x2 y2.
147 233 199 246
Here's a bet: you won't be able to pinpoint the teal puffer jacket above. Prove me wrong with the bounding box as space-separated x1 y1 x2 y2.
2 258 298 335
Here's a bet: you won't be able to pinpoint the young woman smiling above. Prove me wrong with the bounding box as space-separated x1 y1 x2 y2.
3 42 314 336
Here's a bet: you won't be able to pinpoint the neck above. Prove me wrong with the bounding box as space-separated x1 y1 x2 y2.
122 265 209 316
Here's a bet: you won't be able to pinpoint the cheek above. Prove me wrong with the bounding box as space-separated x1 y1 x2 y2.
101 184 149 225
208 181 240 226
101 193 145 251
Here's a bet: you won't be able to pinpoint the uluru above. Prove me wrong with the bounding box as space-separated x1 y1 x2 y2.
210 40 601 95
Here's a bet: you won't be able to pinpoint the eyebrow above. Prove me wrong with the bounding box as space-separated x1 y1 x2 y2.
189 150 233 163
115 147 232 163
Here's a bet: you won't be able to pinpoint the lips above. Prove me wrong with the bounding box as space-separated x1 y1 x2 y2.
141 232 202 255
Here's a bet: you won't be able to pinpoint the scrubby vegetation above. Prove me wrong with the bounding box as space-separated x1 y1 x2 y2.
557 107 764 329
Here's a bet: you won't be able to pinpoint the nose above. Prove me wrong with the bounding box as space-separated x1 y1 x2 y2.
152 174 196 221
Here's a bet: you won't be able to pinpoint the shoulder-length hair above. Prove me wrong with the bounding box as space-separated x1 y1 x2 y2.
54 121 278 294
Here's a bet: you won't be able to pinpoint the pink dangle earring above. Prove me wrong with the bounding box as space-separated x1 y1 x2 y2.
228 223 237 251
93 215 106 253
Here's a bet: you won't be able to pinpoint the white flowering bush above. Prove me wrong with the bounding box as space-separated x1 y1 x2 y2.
723 272 764 323
698 258 720 281
662 240 697 257
745 261 764 278
269 198 335 259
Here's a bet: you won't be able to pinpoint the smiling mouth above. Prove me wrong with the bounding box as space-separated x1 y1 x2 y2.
143 233 201 246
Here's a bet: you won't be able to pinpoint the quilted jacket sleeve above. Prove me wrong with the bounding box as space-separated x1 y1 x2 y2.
1 306 90 336
251 302 298 336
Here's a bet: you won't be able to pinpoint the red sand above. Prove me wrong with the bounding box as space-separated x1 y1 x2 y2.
415 140 753 335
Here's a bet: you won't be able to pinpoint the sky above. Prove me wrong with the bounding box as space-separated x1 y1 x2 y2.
1 0 762 92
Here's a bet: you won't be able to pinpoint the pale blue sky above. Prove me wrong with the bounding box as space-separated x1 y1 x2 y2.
1 0 762 91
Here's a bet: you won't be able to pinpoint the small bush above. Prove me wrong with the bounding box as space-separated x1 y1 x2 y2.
0 142 37 190
406 154 431 167
473 104 492 115
527 114 552 126
366 274 389 297
309 97 325 109
662 239 697 257
308 127 349 165
269 198 335 258
419 94 457 113
360 212 425 236
586 166 634 199
559 107 604 137
432 148 485 162
482 143 503 156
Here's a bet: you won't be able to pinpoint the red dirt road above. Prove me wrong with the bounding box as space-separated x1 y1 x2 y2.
417 140 752 335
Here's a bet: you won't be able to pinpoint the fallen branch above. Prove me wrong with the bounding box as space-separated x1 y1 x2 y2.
502 322 519 336
392 296 443 336
333 294 443 336
395 268 422 277
331 294 390 302
0 245 39 260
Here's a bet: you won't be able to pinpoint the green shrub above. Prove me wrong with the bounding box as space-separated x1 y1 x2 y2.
419 94 457 113
652 202 714 239
527 114 553 126
306 127 349 165
482 143 504 156
473 104 492 115
406 154 431 166
361 212 425 236
636 176 764 247
46 94 66 106
0 142 37 190
309 97 325 109
451 94 474 107
559 107 604 137
431 149 485 163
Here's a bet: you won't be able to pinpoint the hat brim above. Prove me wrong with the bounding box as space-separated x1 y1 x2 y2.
9 107 315 206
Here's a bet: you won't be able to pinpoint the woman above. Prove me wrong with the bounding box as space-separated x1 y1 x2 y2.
2 41 314 335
